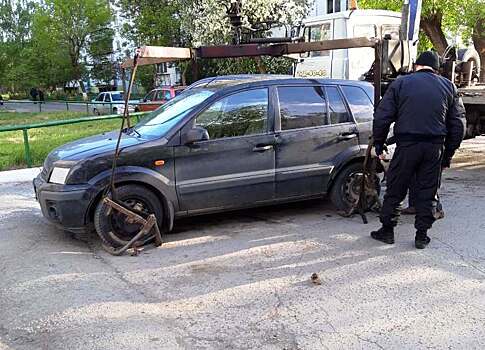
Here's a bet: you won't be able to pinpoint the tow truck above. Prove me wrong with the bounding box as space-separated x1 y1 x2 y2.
292 3 484 137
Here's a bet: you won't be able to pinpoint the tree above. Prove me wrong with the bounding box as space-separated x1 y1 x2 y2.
462 0 485 81
32 0 112 90
177 0 311 80
359 0 463 55
89 27 117 85
179 0 311 45
118 0 180 46
0 0 35 92
117 0 182 90
360 0 484 81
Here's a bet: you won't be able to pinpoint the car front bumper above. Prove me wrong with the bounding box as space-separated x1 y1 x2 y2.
33 175 96 233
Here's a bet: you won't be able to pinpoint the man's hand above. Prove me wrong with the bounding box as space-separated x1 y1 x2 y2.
442 157 451 170
374 143 387 158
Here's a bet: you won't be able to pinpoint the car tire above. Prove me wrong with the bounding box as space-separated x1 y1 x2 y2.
330 162 381 212
112 107 117 114
94 184 163 248
93 108 100 116
134 107 140 112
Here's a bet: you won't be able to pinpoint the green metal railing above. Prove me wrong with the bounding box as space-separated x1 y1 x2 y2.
1 99 142 114
0 112 147 168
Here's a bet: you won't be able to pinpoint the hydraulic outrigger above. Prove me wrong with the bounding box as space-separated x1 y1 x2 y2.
101 2 410 255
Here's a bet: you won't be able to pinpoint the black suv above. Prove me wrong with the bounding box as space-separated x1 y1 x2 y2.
34 76 377 245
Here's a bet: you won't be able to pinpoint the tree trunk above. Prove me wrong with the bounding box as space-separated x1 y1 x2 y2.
472 19 485 82
420 12 448 56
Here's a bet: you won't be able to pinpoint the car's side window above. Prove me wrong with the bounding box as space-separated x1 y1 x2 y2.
341 85 374 123
145 91 155 101
96 94 104 102
326 86 351 124
196 88 268 139
278 86 328 130
155 90 164 101
104 94 111 103
164 90 172 100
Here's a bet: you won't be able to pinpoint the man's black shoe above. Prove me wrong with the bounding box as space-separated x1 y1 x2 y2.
370 227 395 244
415 235 431 249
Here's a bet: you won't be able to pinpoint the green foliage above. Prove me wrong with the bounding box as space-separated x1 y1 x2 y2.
118 0 181 47
359 0 480 47
117 0 181 90
0 0 113 92
177 0 310 82
33 0 113 82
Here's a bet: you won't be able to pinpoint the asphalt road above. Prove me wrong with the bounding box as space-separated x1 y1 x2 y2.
1 100 89 113
1 138 485 349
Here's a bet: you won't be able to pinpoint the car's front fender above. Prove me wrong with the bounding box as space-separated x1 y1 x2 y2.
87 166 178 232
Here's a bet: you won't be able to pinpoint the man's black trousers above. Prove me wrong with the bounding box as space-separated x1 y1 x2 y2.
380 142 443 232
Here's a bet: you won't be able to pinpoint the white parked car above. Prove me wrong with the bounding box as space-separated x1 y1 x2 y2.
91 91 137 115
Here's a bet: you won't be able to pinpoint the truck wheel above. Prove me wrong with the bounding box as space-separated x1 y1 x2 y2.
94 184 163 248
330 162 380 212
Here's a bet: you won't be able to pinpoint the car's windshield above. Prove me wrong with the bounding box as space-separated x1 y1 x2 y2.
134 89 214 139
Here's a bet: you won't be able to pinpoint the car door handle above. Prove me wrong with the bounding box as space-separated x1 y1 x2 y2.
337 132 358 141
252 145 274 152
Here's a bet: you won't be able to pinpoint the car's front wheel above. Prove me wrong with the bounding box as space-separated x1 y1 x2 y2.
94 184 163 248
330 162 381 212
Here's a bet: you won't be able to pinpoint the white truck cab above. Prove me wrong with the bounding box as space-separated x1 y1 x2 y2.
295 10 409 80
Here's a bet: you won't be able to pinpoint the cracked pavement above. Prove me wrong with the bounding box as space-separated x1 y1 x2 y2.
1 137 485 349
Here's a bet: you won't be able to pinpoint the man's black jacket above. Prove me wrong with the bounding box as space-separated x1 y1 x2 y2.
373 69 466 166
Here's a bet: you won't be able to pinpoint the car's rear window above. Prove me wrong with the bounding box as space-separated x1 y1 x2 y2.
111 93 124 101
341 85 374 123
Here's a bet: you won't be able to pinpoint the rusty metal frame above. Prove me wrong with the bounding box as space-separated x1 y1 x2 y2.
196 37 377 58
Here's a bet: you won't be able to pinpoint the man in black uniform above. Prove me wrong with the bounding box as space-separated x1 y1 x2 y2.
371 51 465 249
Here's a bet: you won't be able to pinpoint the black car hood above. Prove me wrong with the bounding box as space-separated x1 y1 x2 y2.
45 131 146 165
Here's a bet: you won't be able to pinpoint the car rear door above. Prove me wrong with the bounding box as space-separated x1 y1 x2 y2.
174 87 276 212
274 84 359 199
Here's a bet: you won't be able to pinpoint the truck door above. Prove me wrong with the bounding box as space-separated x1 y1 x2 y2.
295 21 333 78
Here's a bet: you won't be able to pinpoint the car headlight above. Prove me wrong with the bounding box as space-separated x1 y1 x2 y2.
49 167 71 184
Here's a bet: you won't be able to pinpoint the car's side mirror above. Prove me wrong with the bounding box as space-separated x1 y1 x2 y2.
184 126 209 145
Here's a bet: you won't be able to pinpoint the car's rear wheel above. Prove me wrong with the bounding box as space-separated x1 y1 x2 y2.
94 184 163 248
93 108 100 116
112 107 118 114
330 162 381 212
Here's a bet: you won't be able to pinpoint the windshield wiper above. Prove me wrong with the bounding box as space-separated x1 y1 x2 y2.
123 126 141 138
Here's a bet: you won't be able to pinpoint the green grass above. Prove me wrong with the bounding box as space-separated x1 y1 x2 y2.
0 111 129 171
